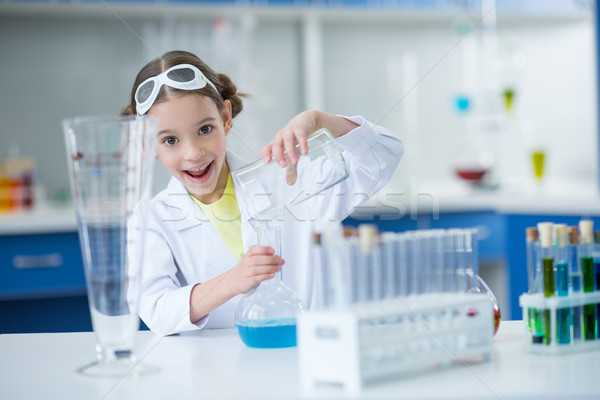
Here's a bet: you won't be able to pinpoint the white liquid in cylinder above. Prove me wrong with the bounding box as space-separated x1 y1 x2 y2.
90 308 138 359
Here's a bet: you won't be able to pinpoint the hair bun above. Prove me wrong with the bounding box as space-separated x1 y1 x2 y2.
217 73 245 118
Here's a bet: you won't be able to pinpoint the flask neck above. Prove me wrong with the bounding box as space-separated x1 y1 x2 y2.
262 271 282 287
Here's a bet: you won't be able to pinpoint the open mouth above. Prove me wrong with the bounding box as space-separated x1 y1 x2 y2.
184 161 213 180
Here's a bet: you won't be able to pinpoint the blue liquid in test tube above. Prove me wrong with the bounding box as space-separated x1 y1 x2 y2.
554 224 570 344
568 226 582 340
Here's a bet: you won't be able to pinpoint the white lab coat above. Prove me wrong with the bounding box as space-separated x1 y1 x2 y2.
132 116 403 336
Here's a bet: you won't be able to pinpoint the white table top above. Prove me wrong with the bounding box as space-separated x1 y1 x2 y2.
1 321 599 399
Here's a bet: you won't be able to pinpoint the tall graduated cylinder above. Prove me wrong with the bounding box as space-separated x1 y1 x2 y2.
62 115 157 376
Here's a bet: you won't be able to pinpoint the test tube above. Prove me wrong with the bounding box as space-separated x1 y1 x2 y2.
553 224 570 344
396 233 409 298
372 235 384 301
568 226 582 340
538 222 554 345
594 231 600 322
526 227 544 343
465 228 479 292
554 224 569 296
358 224 378 303
526 227 539 295
418 230 433 295
407 232 420 296
311 233 328 309
381 232 398 299
345 230 360 304
429 230 445 295
322 223 352 308
452 229 468 293
579 220 598 340
442 230 457 293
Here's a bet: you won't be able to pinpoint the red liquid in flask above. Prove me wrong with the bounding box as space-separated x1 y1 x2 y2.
493 306 501 336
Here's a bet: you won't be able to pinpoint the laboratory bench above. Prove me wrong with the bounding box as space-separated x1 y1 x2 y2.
1 320 598 400
2 184 600 333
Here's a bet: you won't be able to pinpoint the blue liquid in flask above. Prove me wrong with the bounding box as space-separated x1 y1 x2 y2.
236 318 297 348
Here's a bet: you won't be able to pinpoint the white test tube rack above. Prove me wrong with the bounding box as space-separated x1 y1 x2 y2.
519 292 600 355
297 292 494 394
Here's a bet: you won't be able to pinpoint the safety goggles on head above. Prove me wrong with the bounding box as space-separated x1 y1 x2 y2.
135 63 219 115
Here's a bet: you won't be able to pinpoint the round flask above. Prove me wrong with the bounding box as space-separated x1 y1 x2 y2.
234 224 305 348
470 274 501 336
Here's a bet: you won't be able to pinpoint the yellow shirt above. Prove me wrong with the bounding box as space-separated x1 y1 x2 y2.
191 173 244 261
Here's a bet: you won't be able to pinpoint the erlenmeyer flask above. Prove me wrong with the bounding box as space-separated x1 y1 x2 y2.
234 223 305 348
231 128 348 220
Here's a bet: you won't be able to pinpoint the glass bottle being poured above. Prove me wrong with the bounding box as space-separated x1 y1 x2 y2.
232 128 349 348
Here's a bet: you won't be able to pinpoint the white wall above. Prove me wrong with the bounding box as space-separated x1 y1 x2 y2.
0 10 596 201
0 15 145 200
320 18 596 193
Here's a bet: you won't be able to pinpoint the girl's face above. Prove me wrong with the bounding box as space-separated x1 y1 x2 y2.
149 93 232 204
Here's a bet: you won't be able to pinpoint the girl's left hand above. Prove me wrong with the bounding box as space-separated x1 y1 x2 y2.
261 110 317 167
261 110 358 185
261 110 319 185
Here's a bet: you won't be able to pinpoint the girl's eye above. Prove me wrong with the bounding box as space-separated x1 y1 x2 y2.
163 136 179 146
199 125 213 135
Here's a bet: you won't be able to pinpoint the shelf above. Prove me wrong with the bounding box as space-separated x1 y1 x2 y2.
0 205 77 235
0 0 591 23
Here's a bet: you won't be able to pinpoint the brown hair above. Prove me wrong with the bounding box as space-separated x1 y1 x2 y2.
122 50 246 118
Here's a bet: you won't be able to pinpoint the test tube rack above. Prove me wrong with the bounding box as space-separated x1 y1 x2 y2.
519 292 600 355
297 293 494 394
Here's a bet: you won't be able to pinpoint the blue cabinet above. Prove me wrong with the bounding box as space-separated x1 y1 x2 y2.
0 232 86 300
0 231 90 333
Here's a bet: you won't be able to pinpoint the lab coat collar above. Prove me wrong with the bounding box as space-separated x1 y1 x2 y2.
157 151 258 232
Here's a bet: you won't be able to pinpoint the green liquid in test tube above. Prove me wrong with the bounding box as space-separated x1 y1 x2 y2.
579 220 598 340
594 231 600 332
538 222 554 345
526 227 544 343
525 228 538 333
543 257 555 297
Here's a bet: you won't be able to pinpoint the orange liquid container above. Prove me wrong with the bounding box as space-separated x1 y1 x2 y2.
0 158 35 213
0 175 16 212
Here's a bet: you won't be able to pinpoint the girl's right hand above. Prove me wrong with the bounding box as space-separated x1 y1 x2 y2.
228 246 283 295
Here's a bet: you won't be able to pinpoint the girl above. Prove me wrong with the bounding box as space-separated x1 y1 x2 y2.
124 50 403 336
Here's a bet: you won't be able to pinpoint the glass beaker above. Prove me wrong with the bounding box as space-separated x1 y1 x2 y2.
62 115 159 377
231 128 348 220
234 224 305 348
